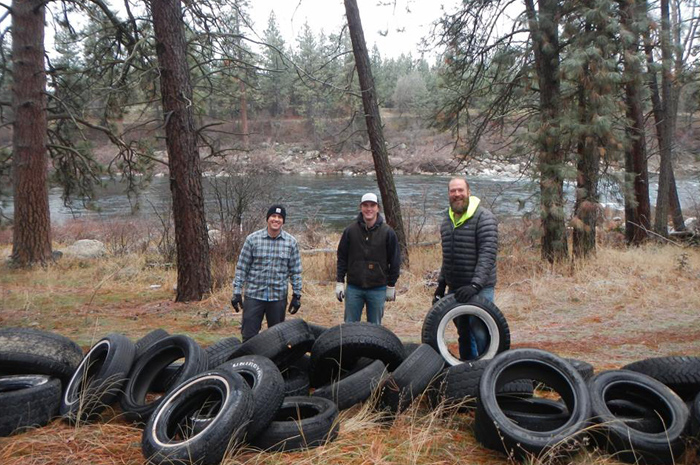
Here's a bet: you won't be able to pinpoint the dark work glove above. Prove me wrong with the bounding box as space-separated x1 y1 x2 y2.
432 279 447 305
454 285 480 303
231 294 242 313
288 294 301 314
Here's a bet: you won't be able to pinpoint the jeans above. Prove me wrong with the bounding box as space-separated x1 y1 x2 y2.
452 286 495 360
344 284 386 325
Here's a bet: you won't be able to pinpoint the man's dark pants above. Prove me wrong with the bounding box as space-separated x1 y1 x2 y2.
241 297 286 341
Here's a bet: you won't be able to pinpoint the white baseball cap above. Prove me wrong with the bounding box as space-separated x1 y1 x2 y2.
361 193 378 204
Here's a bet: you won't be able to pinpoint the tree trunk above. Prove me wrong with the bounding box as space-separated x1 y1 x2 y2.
10 0 52 267
668 169 684 231
620 0 651 245
525 0 568 262
572 73 599 258
344 0 409 265
644 26 684 236
667 0 685 233
151 0 211 301
652 0 674 236
236 8 249 151
239 78 249 150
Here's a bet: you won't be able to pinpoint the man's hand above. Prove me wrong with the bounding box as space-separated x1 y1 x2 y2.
288 294 301 314
335 282 345 302
454 285 480 303
386 286 396 302
432 279 446 305
231 294 243 313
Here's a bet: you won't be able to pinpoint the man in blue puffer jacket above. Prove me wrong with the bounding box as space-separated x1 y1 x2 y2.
433 177 498 359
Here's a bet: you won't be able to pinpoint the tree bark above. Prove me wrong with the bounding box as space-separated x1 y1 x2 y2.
572 67 599 258
644 29 684 235
652 0 674 236
344 0 409 265
10 0 52 266
236 8 249 151
239 78 249 150
525 0 568 262
151 0 211 301
668 169 684 231
620 0 651 245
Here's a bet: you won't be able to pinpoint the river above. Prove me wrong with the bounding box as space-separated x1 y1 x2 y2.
3 173 699 230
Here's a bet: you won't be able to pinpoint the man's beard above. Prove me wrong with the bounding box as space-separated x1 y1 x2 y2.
450 198 466 214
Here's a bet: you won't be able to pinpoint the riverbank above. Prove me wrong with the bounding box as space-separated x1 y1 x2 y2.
161 113 700 178
1 231 700 464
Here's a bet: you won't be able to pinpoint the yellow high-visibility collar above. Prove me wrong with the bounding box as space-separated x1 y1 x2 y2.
449 196 480 228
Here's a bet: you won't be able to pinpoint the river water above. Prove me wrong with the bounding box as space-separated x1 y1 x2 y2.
4 173 699 230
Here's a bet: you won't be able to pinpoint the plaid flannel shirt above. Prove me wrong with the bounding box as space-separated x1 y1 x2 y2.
232 228 302 301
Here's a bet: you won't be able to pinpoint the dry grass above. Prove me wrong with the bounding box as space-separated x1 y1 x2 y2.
1 225 700 464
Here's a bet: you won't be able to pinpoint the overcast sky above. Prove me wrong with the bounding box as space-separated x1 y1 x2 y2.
248 0 460 59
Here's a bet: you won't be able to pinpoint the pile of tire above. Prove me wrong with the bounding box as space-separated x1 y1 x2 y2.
421 294 700 464
3 294 700 465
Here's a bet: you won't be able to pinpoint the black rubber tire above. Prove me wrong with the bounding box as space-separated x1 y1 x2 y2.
142 370 253 465
287 354 311 374
605 398 666 434
691 391 700 437
403 342 422 356
0 375 61 436
306 322 328 340
421 295 510 366
150 361 183 393
120 335 208 423
216 355 285 440
622 356 700 401
251 396 339 452
379 344 444 414
0 327 83 385
565 358 595 381
134 329 169 360
498 396 570 432
283 365 310 397
60 333 136 423
588 369 689 464
313 359 386 411
205 336 241 369
150 336 238 392
309 322 405 387
428 359 533 409
498 378 535 398
236 319 314 370
473 348 591 460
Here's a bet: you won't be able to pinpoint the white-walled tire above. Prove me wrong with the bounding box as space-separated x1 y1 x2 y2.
60 333 135 423
421 295 510 366
142 370 253 465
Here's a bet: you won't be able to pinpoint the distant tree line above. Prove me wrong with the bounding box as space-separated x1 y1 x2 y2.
430 0 700 260
0 0 421 298
0 0 697 298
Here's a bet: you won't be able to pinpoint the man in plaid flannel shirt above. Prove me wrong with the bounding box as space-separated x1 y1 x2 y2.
231 205 303 341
